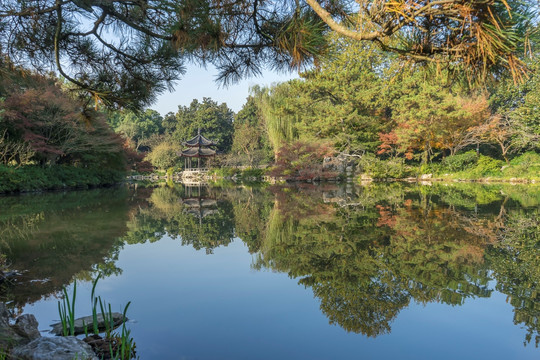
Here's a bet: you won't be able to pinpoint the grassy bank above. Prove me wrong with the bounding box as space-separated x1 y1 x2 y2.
0 165 125 194
358 151 540 182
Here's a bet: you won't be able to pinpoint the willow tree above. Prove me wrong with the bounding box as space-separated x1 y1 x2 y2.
1 0 536 109
259 83 300 159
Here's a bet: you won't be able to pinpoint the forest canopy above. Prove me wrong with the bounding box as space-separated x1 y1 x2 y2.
1 0 537 109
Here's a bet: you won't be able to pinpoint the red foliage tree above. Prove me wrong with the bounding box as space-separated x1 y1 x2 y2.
123 141 153 173
0 67 125 168
268 141 337 181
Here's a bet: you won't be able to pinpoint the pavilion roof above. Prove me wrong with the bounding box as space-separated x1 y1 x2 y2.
179 147 216 158
183 129 216 147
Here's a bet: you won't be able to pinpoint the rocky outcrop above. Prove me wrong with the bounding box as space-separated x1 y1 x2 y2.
0 303 26 349
11 337 98 360
0 303 106 359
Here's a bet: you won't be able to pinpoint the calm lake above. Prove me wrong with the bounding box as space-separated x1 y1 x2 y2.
1 182 540 359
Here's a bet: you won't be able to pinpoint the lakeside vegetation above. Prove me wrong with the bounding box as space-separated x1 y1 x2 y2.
0 4 538 189
0 1 539 358
80 36 540 184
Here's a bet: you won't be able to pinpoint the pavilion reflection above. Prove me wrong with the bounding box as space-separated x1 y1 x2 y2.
181 185 219 222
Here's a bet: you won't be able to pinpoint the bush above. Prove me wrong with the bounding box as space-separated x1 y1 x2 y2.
503 152 540 178
145 142 180 170
240 168 265 178
211 167 240 178
359 154 414 179
0 165 124 193
440 151 478 173
468 155 504 177
509 152 540 166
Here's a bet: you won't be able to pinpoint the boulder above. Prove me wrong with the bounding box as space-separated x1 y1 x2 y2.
11 337 98 360
50 312 126 336
0 303 25 348
13 314 41 340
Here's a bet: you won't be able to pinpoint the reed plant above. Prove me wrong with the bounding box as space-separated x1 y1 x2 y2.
57 280 77 336
110 302 136 360
98 297 115 338
0 349 8 360
57 274 136 359
90 273 102 335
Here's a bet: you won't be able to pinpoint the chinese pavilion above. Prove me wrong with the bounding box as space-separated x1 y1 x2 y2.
179 128 217 170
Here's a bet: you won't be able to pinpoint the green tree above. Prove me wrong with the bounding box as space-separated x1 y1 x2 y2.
145 142 180 170
389 73 490 162
230 95 272 165
487 56 540 157
172 98 234 153
114 109 164 151
259 83 301 159
287 38 392 154
1 0 534 109
162 112 178 135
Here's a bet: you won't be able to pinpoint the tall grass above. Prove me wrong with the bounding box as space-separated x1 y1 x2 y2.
57 280 77 336
58 274 136 359
90 273 102 335
110 302 135 360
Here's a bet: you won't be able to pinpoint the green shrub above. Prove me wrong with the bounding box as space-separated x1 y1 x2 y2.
0 165 124 193
211 167 240 177
240 168 265 178
509 152 540 166
440 151 478 173
359 154 414 179
502 152 540 179
467 155 504 177
145 142 180 170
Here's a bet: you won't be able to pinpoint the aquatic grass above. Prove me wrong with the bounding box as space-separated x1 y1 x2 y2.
98 296 116 338
109 302 135 360
0 349 8 360
60 273 137 359
57 280 77 336
88 273 121 337
90 273 102 335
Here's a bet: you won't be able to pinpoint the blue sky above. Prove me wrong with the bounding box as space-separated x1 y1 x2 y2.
152 64 297 115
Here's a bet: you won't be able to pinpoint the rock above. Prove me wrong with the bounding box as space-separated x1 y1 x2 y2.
0 303 25 348
360 174 373 181
50 312 126 336
420 173 432 179
13 314 41 340
11 336 98 360
323 156 346 173
0 270 21 283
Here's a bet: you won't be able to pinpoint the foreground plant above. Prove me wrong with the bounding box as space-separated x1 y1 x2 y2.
57 280 77 336
57 275 137 359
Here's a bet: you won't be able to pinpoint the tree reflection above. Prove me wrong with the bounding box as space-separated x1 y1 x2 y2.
253 183 540 343
122 185 235 253
0 187 144 310
486 209 540 346
1 181 540 346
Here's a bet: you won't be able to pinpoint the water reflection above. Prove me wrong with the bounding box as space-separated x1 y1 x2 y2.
1 182 540 347
0 187 150 312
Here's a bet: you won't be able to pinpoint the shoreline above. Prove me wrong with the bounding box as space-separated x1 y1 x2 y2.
359 176 539 184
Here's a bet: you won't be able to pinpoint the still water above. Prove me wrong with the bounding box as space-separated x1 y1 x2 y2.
1 182 540 359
